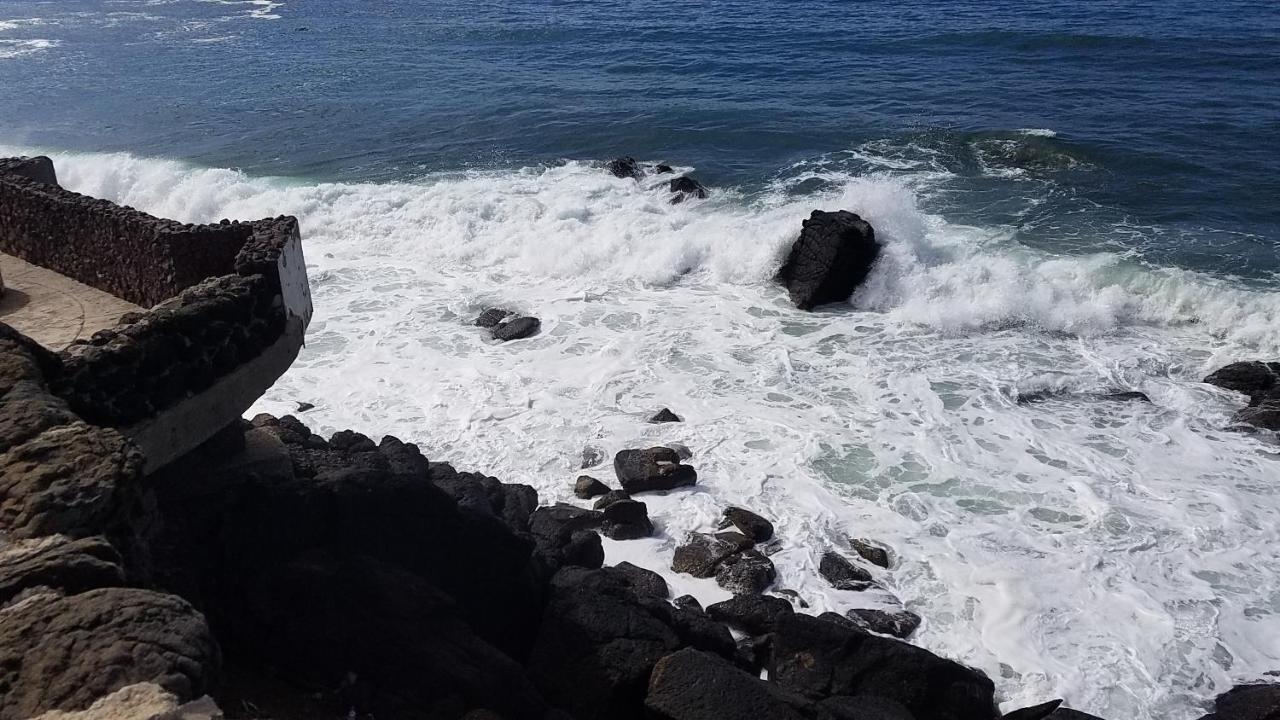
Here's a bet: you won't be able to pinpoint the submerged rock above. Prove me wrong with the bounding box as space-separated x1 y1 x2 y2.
850 538 891 569
649 408 682 423
574 475 610 499
669 176 709 204
776 210 880 311
474 307 516 328
614 447 697 494
607 156 644 180
718 506 774 543
819 551 873 590
491 316 541 341
1198 683 1280 720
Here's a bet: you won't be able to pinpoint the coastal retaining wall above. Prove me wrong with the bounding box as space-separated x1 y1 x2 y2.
0 157 313 472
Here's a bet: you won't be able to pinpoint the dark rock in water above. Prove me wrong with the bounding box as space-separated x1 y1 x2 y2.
819 551 874 590
1204 361 1280 403
776 210 880 311
475 307 516 328
581 445 606 469
655 164 675 174
850 538 891 569
673 594 702 612
612 561 669 599
295 401 315 412
0 535 125 605
649 407 682 423
672 532 748 578
718 506 774 543
669 176 709 204
1235 400 1280 431
1100 390 1151 403
492 316 541 341
529 504 605 571
600 498 654 540
607 156 644 180
705 593 794 635
1197 683 1280 720
574 475 610 499
330 428 377 453
645 648 807 720
614 447 697 494
0 588 217 719
594 489 632 510
1002 699 1062 720
818 695 916 720
773 588 810 609
1045 710 1107 720
714 549 776 595
769 613 998 720
845 607 922 639
713 531 756 550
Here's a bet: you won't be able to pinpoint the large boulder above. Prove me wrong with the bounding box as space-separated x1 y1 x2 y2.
1204 362 1280 403
614 447 697 494
645 648 807 720
776 210 880 311
769 613 998 720
820 551 874 590
714 549 776 595
672 532 752 578
600 498 654 540
0 588 218 720
1197 683 1280 720
705 593 794 635
0 535 125 605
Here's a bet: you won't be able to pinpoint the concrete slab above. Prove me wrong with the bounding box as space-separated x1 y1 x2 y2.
0 252 142 350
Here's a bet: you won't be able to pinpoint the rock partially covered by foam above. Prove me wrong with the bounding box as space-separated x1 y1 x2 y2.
1205 361 1280 431
1196 683 1280 720
669 176 709 204
614 447 697 494
607 156 644 180
776 210 880 311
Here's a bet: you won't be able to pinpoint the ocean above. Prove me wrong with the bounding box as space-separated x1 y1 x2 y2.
2 0 1279 717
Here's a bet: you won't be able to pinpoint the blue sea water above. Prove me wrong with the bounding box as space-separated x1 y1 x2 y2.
4 2 1280 719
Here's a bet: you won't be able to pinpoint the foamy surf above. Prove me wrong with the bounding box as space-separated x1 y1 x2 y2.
13 145 1280 720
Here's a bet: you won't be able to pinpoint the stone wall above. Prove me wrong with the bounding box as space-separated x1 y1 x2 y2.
0 157 253 308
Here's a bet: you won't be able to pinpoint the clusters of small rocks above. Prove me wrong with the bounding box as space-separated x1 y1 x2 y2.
605 156 710 205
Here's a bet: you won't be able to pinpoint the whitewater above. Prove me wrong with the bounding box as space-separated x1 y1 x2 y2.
16 145 1280 720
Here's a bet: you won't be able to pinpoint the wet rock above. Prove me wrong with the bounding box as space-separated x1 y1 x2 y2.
1002 700 1062 720
773 588 809 609
850 538 891 569
1235 400 1280 431
1197 683 1280 720
295 401 315 413
1100 390 1150 403
0 588 218 720
673 594 702 612
593 489 632 510
0 535 125 605
645 648 806 720
1204 361 1280 403
607 157 644 180
574 475 610 499
492 316 541 341
530 504 604 570
669 176 709 204
666 442 694 460
718 506 774 543
769 613 998 720
581 446 605 469
714 549 776 595
654 164 675 174
649 408 682 423
611 561 669 599
705 593 794 635
475 308 516 328
600 498 654 540
672 532 748 578
776 210 880 311
845 607 922 639
614 447 697 494
819 551 874 590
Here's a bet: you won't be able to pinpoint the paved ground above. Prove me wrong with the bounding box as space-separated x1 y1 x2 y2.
0 252 142 349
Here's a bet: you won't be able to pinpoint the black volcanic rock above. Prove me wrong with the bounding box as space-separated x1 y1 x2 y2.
845 607 922 639
607 157 644 180
1002 700 1062 720
600 498 655 540
669 176 709 204
645 648 807 720
1204 361 1280 403
714 549 776 595
614 447 697 494
672 532 749 578
611 561 669 599
769 613 998 720
1197 683 1280 720
655 164 675 174
593 488 632 510
850 538 891 568
1235 400 1280 431
705 593 794 635
649 407 682 423
776 210 880 311
819 551 874 590
718 506 774 543
575 475 610 499
492 315 541 341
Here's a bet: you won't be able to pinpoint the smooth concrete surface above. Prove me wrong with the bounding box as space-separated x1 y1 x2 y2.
0 252 142 349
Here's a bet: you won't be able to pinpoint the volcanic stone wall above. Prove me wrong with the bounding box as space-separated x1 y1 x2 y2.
0 158 252 308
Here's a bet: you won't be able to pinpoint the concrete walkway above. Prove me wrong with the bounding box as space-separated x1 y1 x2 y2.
0 252 142 349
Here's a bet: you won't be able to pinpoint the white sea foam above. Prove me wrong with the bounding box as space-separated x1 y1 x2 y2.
198 0 284 20
12 145 1280 719
0 38 58 59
